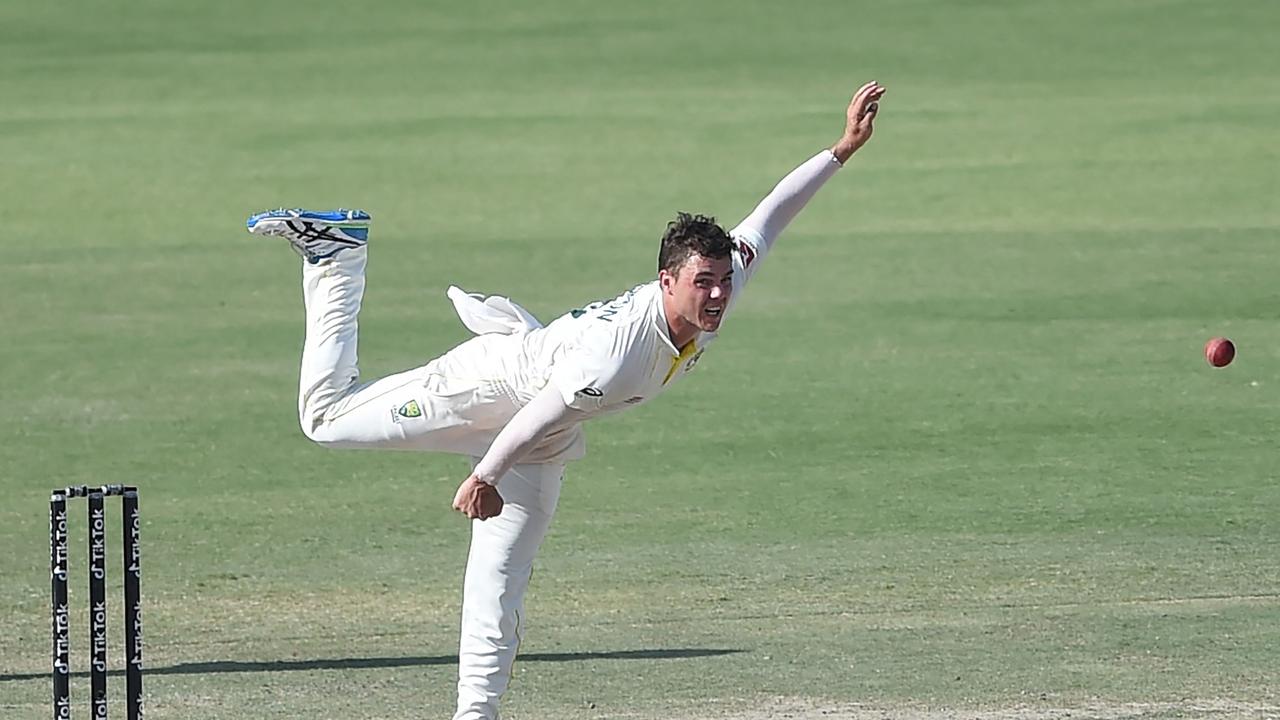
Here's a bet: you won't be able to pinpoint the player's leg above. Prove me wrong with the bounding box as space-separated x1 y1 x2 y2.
247 208 382 436
296 241 370 435
454 462 564 720
299 342 517 453
248 209 520 452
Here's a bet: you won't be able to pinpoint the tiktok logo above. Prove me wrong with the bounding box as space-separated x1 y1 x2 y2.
128 509 142 577
52 547 67 580
52 508 67 580
91 601 108 672
53 604 70 672
130 599 144 665
90 508 106 579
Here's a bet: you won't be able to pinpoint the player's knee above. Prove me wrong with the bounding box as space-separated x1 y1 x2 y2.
299 421 323 445
299 415 338 446
300 415 368 449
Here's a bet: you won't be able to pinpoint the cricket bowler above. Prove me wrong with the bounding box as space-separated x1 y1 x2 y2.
246 80 886 720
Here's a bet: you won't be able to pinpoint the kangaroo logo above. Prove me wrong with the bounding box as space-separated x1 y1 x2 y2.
397 400 422 418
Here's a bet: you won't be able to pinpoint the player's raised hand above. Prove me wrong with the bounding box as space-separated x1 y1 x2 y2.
831 80 886 164
452 474 505 520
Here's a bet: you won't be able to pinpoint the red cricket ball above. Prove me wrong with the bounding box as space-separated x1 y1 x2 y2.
1204 337 1235 368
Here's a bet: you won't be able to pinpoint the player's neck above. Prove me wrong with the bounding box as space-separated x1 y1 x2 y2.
661 295 699 349
668 322 698 350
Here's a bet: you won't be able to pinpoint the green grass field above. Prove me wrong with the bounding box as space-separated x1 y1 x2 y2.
3 1 1279 718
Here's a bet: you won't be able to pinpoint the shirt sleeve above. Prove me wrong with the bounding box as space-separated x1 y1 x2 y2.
728 149 843 287
472 383 576 484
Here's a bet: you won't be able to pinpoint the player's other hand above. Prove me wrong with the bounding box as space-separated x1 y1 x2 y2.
452 474 504 520
831 80 886 164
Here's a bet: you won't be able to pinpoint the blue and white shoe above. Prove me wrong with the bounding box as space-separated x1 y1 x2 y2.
246 208 371 264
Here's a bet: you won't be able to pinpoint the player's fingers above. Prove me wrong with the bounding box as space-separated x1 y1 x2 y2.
862 87 885 111
851 82 876 110
468 486 496 520
452 478 473 508
856 100 879 128
847 82 873 113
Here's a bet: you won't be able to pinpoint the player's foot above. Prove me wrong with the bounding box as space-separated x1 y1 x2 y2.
246 208 371 264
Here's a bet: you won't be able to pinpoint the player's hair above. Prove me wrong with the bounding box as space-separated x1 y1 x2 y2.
657 212 735 275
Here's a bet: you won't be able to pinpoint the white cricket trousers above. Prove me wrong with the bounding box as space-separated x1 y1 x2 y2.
297 247 562 720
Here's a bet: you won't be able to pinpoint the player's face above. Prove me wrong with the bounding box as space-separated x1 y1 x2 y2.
664 254 734 334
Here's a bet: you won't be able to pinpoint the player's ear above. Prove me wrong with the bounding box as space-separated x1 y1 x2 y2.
658 268 676 293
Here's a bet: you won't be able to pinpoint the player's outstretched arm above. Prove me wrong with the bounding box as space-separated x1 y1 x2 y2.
731 81 887 254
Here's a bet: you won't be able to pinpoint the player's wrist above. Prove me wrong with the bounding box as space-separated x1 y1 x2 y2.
829 142 855 166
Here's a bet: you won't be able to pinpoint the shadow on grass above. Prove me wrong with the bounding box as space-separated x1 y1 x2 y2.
0 648 743 681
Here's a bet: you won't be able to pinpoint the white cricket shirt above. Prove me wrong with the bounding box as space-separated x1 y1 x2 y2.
463 149 844 470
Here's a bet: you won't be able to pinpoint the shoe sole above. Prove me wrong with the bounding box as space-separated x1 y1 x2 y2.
246 208 371 233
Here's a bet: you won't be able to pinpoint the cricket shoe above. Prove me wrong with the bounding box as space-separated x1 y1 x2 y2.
246 208 371 264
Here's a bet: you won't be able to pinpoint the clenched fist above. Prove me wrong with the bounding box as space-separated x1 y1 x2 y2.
452 474 504 520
